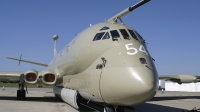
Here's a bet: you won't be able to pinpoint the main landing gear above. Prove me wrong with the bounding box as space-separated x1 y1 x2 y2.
17 74 28 100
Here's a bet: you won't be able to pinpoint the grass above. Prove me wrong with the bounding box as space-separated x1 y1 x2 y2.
0 83 53 88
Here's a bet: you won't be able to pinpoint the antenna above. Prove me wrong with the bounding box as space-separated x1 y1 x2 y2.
18 54 22 66
53 35 59 57
107 0 150 23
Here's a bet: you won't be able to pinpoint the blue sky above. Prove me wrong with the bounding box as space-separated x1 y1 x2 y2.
0 0 200 75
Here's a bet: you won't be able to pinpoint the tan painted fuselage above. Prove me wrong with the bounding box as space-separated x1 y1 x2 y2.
48 22 158 106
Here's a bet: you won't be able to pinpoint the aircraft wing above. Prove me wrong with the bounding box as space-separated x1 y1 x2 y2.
0 56 57 85
7 57 48 67
0 71 23 82
0 57 48 82
159 74 200 83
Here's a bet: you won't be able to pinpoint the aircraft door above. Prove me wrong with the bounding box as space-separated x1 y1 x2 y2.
89 69 104 102
89 32 112 102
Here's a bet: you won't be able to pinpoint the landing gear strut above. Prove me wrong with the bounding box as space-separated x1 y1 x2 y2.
17 74 28 100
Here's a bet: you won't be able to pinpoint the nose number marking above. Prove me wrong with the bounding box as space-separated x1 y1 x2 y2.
125 43 148 56
125 43 138 55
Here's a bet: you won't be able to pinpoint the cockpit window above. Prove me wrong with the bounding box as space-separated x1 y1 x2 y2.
102 32 110 40
93 32 105 41
119 29 130 39
110 30 120 41
140 58 147 64
128 30 138 40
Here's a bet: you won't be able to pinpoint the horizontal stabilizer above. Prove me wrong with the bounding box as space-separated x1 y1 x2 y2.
7 57 48 67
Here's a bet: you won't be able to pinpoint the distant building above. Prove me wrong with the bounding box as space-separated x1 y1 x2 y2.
158 80 200 92
158 80 165 90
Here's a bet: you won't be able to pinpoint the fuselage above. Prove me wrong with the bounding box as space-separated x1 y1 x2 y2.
48 22 158 106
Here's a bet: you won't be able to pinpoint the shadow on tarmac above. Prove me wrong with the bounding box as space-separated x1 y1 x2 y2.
149 96 200 101
0 96 95 111
78 103 193 112
133 103 190 112
0 96 63 102
0 95 198 112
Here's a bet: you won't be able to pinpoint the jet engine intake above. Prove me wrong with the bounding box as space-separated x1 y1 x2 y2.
40 70 57 85
24 69 38 84
53 86 79 109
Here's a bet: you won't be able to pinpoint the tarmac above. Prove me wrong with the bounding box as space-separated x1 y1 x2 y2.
0 88 199 112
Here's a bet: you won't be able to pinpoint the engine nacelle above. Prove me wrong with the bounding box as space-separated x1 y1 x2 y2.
53 86 79 109
24 69 38 84
39 70 57 85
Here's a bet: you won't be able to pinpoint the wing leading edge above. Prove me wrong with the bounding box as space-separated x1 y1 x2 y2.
0 57 49 82
159 74 200 84
0 71 23 82
7 57 48 67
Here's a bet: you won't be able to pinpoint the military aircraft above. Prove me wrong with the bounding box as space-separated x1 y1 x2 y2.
0 0 199 112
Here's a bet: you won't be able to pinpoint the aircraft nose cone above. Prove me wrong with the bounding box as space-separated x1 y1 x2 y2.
100 67 158 106
128 67 158 104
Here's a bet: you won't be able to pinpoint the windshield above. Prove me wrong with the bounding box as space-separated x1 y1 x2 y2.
134 31 145 43
128 30 139 40
119 29 130 39
93 32 105 41
110 30 120 41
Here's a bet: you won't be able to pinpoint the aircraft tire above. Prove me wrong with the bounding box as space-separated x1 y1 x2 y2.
116 106 124 112
17 90 21 100
21 90 26 100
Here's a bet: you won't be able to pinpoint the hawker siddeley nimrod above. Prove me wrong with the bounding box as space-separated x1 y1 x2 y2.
0 0 200 112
